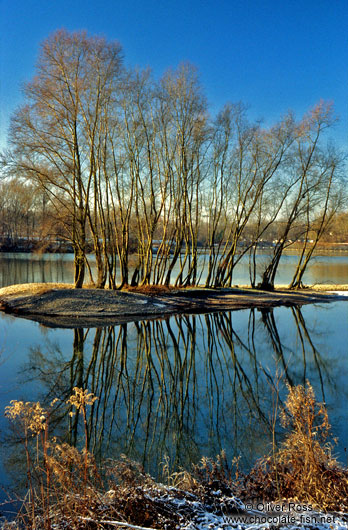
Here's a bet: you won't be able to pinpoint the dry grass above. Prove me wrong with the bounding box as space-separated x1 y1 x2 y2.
239 283 348 292
240 382 348 511
0 283 74 298
309 283 348 291
4 384 348 528
122 284 176 295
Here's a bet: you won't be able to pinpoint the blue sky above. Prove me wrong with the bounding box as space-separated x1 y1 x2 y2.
1 0 347 149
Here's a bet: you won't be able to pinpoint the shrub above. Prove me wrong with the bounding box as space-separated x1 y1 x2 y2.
242 382 348 510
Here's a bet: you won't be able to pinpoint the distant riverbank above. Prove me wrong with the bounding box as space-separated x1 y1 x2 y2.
2 240 348 254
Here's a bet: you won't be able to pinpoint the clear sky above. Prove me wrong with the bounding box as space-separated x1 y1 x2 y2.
0 0 347 149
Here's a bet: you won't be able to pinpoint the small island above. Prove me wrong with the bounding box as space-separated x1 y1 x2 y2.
0 282 346 328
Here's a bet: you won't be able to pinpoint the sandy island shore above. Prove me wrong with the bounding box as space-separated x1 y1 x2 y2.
0 282 347 328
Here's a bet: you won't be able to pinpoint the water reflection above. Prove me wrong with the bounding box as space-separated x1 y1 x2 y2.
0 253 75 286
1 252 348 287
4 304 342 486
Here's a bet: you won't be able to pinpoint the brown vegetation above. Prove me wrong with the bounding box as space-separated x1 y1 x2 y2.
240 383 348 511
3 383 348 529
122 284 176 295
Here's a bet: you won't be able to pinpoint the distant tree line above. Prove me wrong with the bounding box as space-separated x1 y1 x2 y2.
1 30 345 289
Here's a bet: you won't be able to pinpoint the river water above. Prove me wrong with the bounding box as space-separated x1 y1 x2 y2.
1 250 348 286
0 252 347 507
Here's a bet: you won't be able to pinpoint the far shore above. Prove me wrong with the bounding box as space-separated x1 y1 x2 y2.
2 241 348 254
0 282 347 328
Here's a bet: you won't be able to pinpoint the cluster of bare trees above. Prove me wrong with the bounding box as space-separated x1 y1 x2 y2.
2 30 344 289
0 180 38 246
0 180 62 250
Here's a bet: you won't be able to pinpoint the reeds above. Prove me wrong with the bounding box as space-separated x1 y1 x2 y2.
3 383 348 529
241 382 348 511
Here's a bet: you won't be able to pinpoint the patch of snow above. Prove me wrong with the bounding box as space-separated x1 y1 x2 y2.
181 510 348 530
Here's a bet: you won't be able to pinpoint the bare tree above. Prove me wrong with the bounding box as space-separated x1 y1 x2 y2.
259 102 341 290
206 107 296 287
158 64 208 286
289 145 344 288
6 29 123 287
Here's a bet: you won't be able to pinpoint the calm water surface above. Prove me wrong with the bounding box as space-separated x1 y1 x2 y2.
0 302 348 503
0 253 347 506
1 250 348 286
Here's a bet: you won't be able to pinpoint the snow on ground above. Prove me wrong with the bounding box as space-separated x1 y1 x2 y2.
144 489 348 530
2 486 348 529
181 510 348 530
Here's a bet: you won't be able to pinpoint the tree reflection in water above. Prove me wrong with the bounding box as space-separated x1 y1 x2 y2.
0 254 73 286
17 306 336 478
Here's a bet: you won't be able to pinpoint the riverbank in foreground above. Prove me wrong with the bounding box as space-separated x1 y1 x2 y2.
2 383 348 529
0 283 347 328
